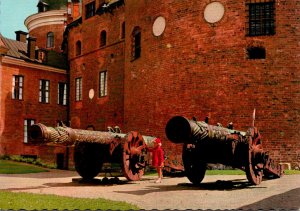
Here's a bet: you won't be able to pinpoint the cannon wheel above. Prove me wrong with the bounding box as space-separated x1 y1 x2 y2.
74 142 105 180
245 128 263 185
182 144 206 185
122 131 147 181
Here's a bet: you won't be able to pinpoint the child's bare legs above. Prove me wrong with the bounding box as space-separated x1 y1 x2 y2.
155 167 163 183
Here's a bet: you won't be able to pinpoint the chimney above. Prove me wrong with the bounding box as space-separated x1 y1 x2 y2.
72 0 81 20
27 37 37 60
15 31 28 43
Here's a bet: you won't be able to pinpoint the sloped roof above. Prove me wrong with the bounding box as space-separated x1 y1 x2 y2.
0 33 67 69
0 34 29 60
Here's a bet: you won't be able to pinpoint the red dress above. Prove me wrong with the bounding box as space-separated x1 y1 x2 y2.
151 146 164 167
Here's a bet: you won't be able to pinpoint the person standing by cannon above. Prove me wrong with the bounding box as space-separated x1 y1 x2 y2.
147 138 165 183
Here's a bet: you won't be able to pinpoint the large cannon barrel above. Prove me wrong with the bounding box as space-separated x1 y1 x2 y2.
165 116 246 144
165 116 283 185
29 123 156 182
29 123 127 145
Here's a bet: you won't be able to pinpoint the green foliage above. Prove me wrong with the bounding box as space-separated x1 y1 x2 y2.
0 191 140 210
43 0 68 10
0 155 56 170
0 160 48 174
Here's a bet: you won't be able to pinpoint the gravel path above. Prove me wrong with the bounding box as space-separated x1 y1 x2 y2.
1 169 299 210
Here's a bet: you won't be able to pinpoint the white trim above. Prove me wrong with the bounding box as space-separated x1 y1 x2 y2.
25 10 67 32
2 56 66 74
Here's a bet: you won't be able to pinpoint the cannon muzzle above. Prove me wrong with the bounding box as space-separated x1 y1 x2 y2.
165 116 194 143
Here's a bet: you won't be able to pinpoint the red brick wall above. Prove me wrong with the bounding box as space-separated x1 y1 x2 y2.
123 0 300 167
30 24 65 52
0 61 68 162
68 4 125 131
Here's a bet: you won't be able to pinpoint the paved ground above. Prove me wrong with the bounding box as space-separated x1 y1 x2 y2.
0 169 300 210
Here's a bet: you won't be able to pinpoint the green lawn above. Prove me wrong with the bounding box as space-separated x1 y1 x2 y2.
0 160 48 174
0 191 139 210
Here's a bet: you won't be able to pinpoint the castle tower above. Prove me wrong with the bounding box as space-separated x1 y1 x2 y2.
24 0 69 52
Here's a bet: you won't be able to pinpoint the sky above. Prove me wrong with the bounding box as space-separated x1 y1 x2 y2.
0 0 38 39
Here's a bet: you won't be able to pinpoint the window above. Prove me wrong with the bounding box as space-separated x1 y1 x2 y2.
85 1 95 19
76 41 81 56
247 46 266 59
39 79 50 103
58 82 67 105
131 26 141 60
12 75 24 100
46 32 54 48
99 71 107 97
24 119 35 143
75 77 82 101
100 30 107 47
121 22 125 39
246 0 275 36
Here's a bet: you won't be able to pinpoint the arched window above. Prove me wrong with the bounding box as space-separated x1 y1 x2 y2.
46 32 54 48
121 22 125 39
131 26 141 60
76 40 81 56
100 30 107 47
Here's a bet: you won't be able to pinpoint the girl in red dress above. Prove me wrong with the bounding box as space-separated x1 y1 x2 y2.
148 138 164 183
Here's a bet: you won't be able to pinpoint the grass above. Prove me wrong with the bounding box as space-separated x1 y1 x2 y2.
284 170 300 175
0 160 48 174
0 191 139 210
206 169 245 175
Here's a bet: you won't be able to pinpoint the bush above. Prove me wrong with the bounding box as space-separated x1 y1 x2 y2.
0 155 56 169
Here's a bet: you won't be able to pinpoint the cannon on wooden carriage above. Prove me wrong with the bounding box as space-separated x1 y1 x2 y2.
165 115 284 185
29 123 156 181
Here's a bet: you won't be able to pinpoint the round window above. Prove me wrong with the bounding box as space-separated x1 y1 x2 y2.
204 2 225 24
88 89 95 100
152 16 166 36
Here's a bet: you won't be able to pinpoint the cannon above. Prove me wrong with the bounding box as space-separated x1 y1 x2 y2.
29 123 156 181
165 116 283 185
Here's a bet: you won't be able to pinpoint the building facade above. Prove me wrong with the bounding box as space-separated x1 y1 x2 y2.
66 0 299 169
0 0 299 170
0 0 70 168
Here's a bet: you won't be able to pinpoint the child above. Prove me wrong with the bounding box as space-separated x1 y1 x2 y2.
148 138 164 183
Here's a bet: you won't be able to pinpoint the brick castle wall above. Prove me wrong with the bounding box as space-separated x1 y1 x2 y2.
122 0 300 167
68 4 125 131
0 62 68 162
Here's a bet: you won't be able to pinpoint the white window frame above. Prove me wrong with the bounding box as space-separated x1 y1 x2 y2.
24 119 35 143
58 82 67 105
99 71 107 97
12 75 24 100
75 77 82 101
39 79 50 103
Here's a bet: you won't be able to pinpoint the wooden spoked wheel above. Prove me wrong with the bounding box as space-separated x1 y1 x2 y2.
245 127 264 185
122 131 147 181
182 143 207 185
74 142 105 180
